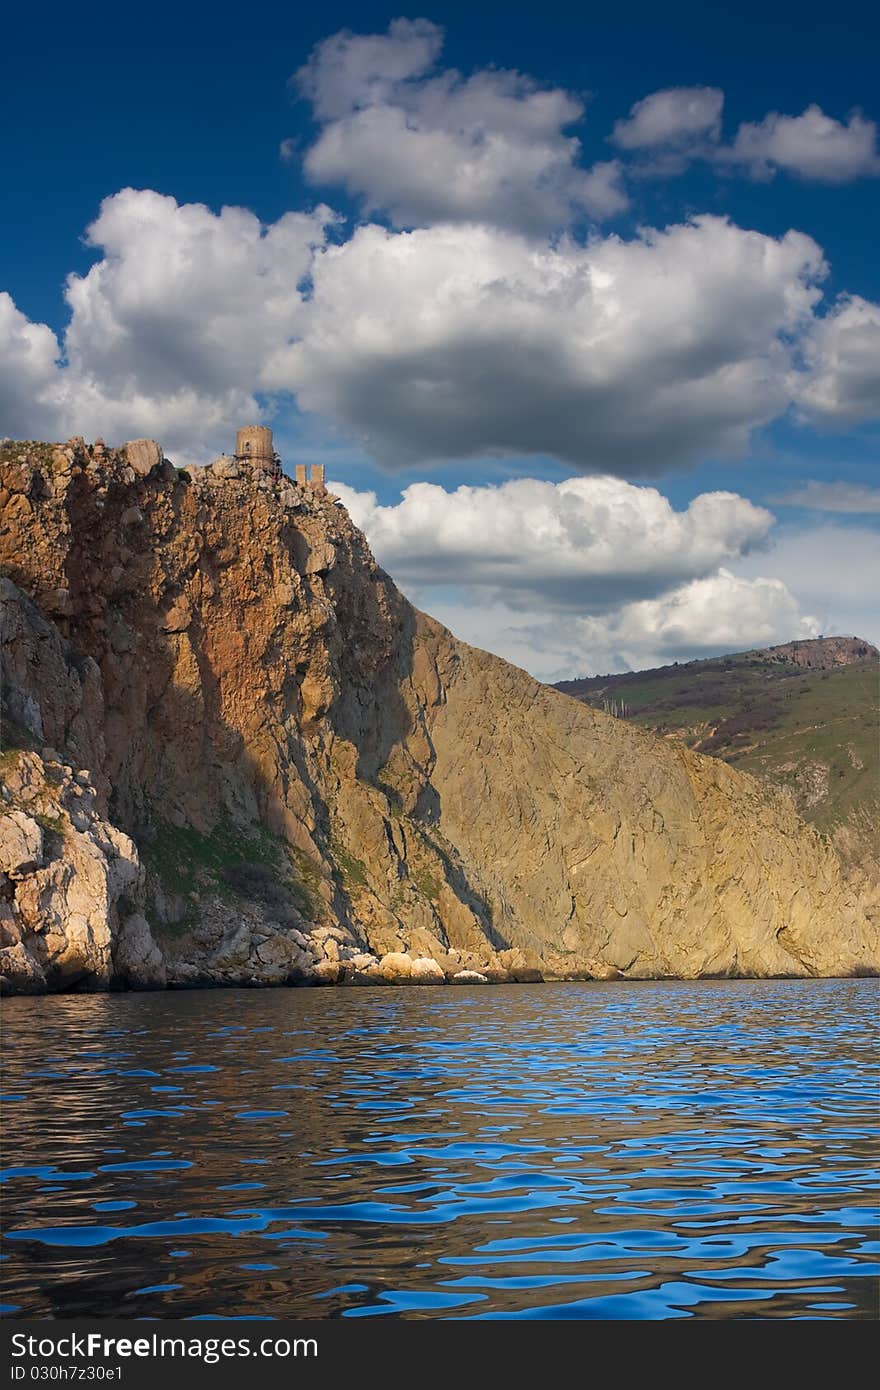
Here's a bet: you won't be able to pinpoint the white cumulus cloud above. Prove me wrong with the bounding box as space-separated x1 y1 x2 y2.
0 190 334 462
295 16 444 120
0 292 64 440
326 473 825 679
724 104 880 183
735 524 880 647
1 191 877 477
61 188 333 454
287 213 827 473
294 18 627 233
611 86 724 150
796 294 880 422
573 570 820 667
611 90 880 187
418 571 820 680
332 474 774 608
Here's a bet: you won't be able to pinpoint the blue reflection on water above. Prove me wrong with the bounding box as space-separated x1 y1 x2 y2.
0 979 877 1319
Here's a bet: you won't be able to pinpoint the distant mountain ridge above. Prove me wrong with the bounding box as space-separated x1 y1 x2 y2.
556 637 878 701
555 636 879 886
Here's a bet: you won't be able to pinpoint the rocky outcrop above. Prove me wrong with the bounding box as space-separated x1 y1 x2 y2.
0 745 142 993
759 636 879 670
1 437 877 992
113 913 166 989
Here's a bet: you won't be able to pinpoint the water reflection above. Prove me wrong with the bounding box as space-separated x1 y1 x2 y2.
1 980 878 1319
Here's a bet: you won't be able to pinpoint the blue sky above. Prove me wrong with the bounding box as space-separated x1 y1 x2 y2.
2 1 878 676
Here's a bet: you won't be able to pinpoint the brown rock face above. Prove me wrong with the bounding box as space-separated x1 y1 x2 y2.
0 437 876 993
760 637 879 670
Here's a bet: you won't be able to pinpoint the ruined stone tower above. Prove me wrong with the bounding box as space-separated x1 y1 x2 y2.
235 425 277 474
295 462 325 491
230 424 324 490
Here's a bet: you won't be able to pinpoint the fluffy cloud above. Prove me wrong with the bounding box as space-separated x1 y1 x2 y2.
295 19 627 233
771 480 880 514
351 474 876 678
0 190 333 461
796 295 880 422
415 571 820 680
288 213 827 472
735 524 880 644
333 475 774 608
611 90 880 187
611 86 724 150
0 292 64 440
1 192 876 478
568 571 819 674
65 190 330 396
724 105 880 183
327 473 824 678
62 189 332 455
295 16 443 120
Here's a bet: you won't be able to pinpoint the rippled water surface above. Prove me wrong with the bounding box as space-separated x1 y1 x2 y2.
1 980 878 1319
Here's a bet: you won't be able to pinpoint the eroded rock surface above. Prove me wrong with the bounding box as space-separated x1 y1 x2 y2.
1 437 876 992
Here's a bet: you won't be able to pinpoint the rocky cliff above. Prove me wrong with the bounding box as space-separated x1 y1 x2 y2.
1 438 876 993
756 637 878 670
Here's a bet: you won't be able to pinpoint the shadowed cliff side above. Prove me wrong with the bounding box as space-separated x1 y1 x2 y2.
1 437 876 993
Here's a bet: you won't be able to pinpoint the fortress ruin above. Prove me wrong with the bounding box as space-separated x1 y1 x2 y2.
232 425 324 490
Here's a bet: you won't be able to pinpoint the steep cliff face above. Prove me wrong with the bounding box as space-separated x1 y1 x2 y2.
1 438 876 992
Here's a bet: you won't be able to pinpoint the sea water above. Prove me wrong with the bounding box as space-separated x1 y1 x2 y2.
1 979 877 1319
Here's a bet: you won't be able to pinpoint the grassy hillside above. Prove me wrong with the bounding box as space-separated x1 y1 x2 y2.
556 639 879 877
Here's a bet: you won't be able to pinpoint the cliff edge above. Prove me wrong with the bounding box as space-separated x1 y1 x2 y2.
1 438 876 992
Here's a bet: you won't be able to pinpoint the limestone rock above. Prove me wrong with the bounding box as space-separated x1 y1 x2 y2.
347 951 380 972
313 958 343 984
0 941 46 994
410 956 446 984
496 948 544 983
452 970 489 984
0 897 22 946
41 588 72 617
273 581 298 608
304 539 336 575
0 811 44 878
161 596 192 633
254 933 312 975
367 953 445 985
374 951 414 982
211 922 252 970
208 455 240 480
113 913 166 989
124 439 163 476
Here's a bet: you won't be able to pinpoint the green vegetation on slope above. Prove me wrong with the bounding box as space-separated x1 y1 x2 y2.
555 641 879 865
142 819 320 922
725 663 878 837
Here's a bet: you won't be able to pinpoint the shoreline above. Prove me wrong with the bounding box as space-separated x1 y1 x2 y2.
3 967 878 1000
